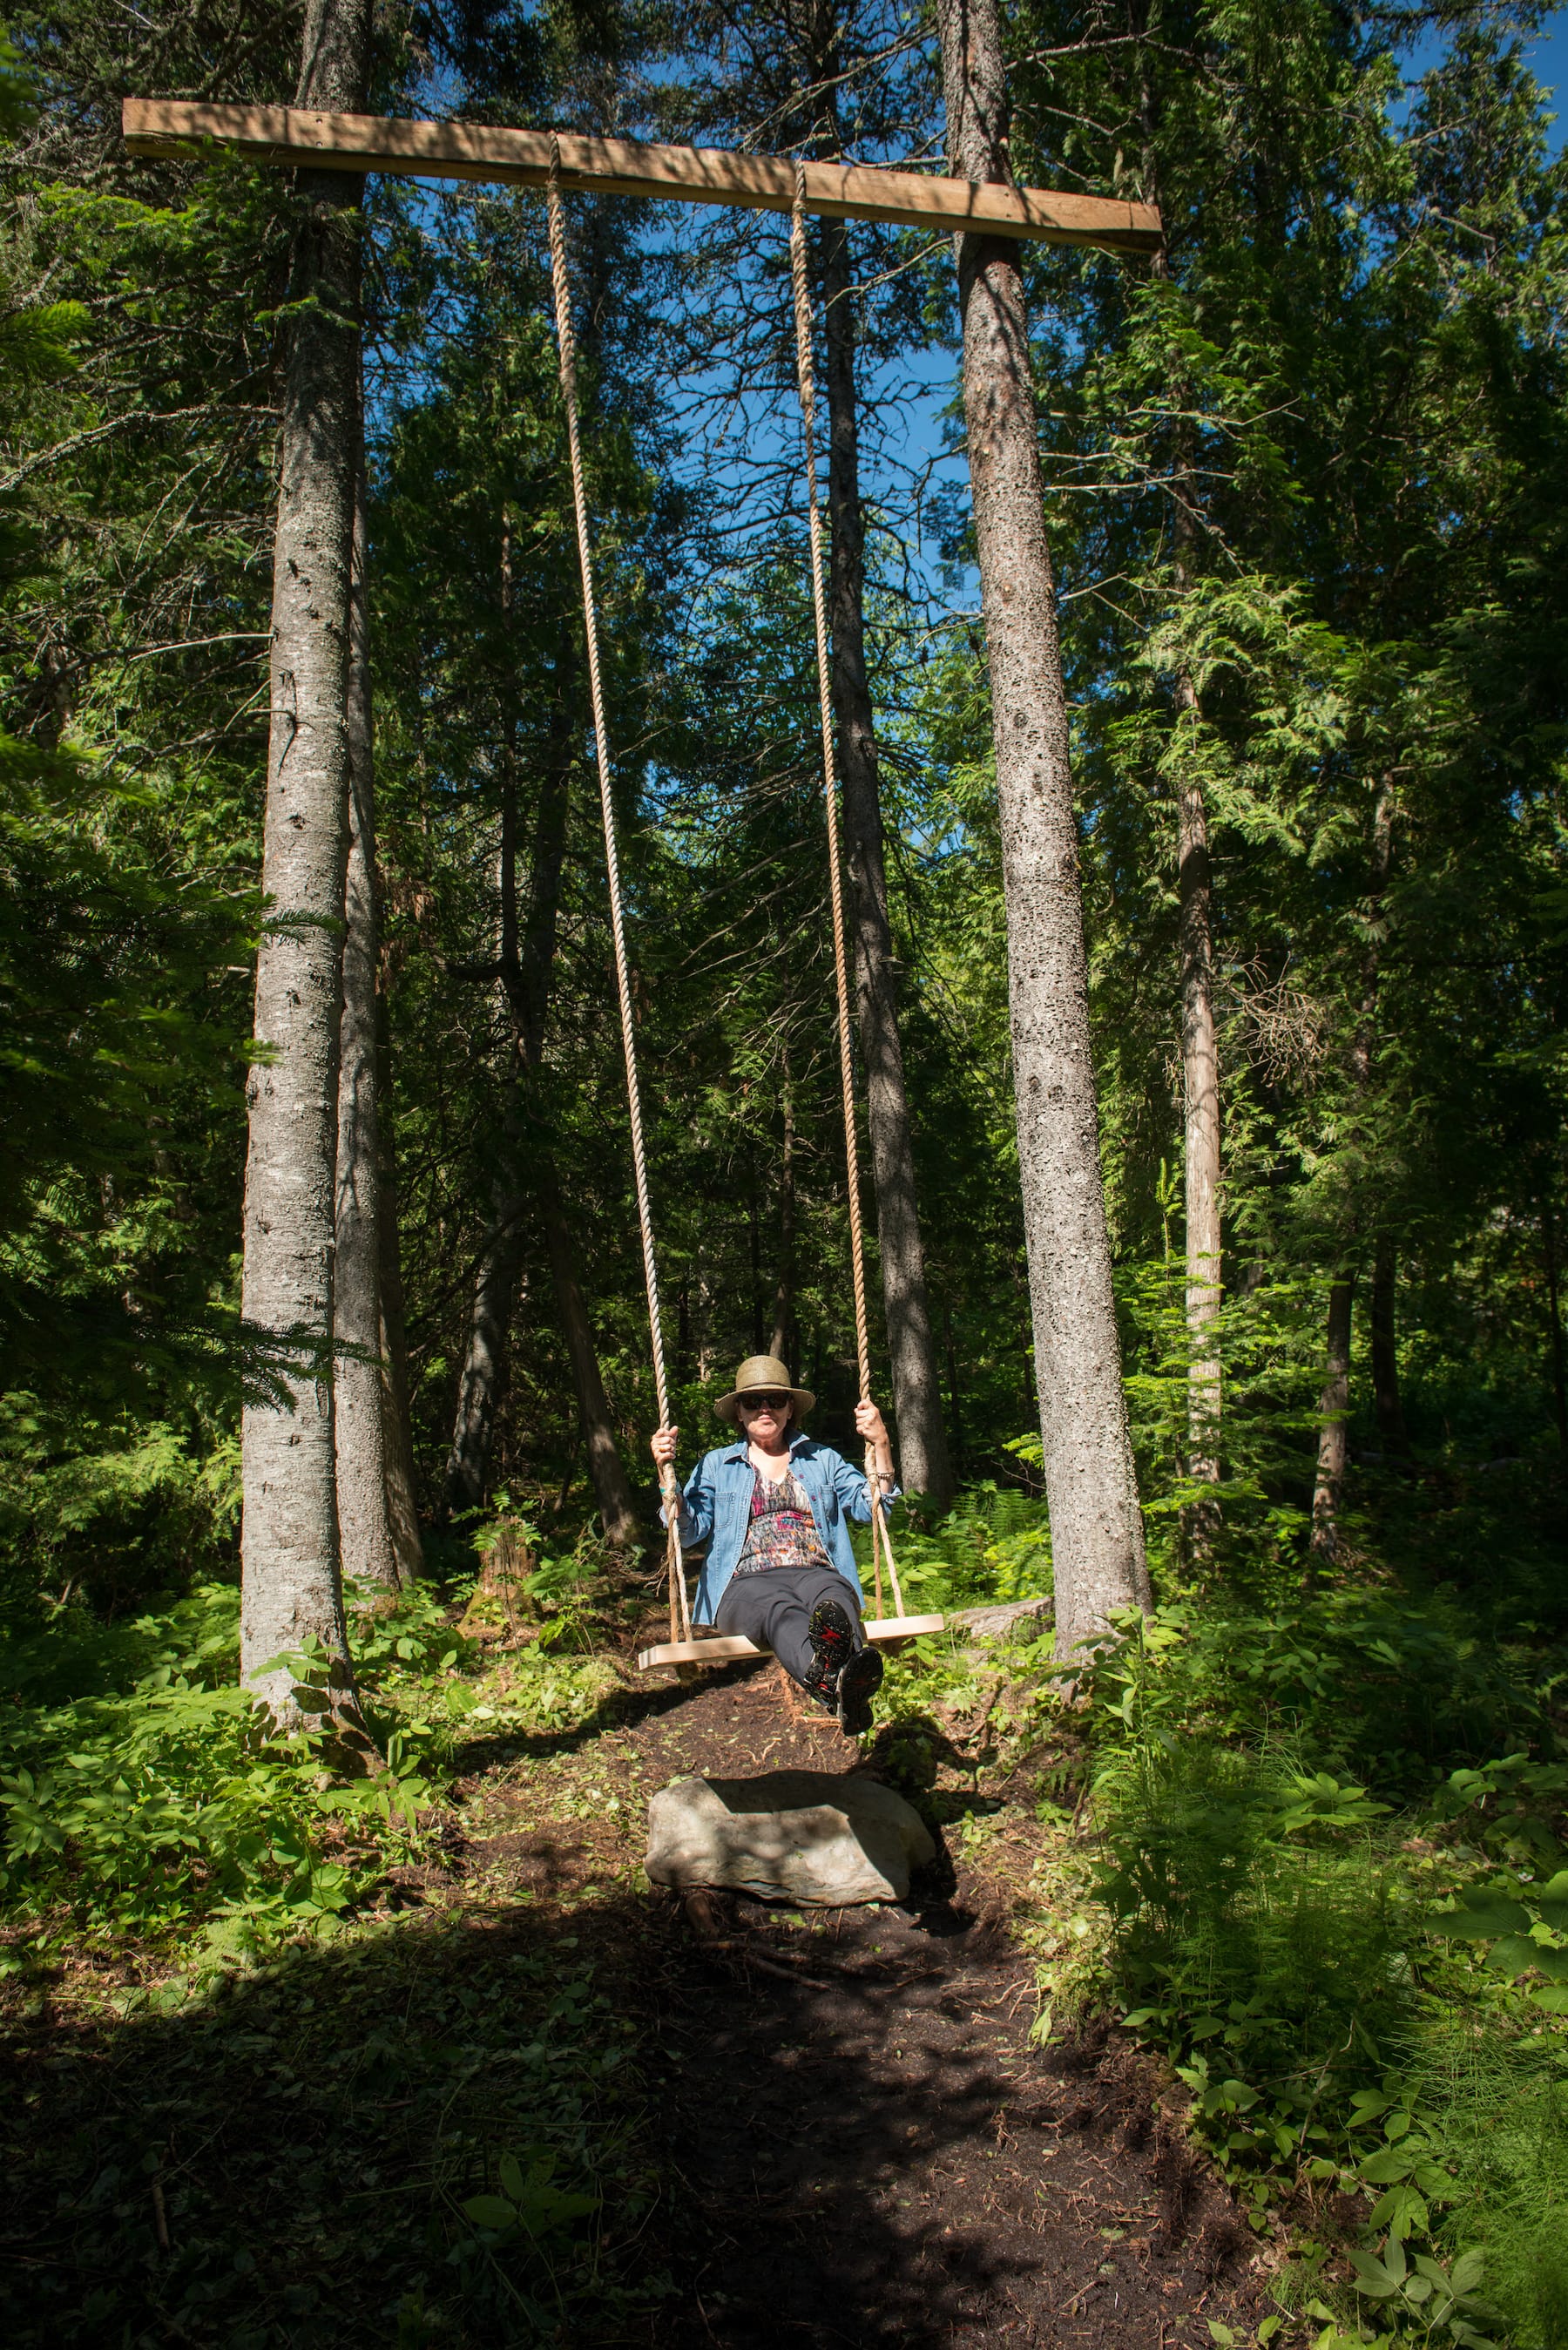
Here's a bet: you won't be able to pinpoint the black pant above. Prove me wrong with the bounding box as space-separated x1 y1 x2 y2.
713 1563 864 1686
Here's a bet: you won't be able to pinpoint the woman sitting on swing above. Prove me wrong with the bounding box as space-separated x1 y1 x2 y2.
651 1354 895 1736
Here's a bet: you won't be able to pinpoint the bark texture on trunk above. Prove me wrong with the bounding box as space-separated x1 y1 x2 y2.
445 1169 527 1518
239 0 370 1717
1370 1234 1409 1455
540 1166 640 1546
1310 1271 1355 1571
818 207 954 1510
1177 673 1222 1526
1544 1207 1567 1451
443 621 641 1545
769 1075 797 1366
513 669 640 1547
936 0 1149 1656
376 1091 425 1577
1310 778 1393 1565
333 450 402 1591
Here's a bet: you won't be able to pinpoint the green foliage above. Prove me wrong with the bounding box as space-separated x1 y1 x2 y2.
1411 2025 1568 2350
1345 2240 1501 2347
1093 1716 1415 2207
0 3 1565 2336
1075 1598 1568 2339
861 1482 1052 1617
0 1581 481 1957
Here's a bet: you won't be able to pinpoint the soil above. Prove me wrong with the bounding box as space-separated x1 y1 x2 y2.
459 1645 1275 2348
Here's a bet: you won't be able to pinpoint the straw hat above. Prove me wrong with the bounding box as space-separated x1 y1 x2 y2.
713 1352 816 1426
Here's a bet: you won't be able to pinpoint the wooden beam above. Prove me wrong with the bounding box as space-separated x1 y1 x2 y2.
120 100 1161 254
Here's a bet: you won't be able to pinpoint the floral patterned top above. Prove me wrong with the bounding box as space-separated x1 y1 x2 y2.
731 1464 832 1577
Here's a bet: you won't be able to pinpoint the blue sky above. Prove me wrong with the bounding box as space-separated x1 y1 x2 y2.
1531 6 1568 131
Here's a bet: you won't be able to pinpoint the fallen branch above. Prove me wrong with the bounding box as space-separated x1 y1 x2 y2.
953 1595 1053 1640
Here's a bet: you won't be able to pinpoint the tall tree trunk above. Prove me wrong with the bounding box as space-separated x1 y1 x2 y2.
936 0 1150 1657
443 668 529 1520
1543 1204 1568 1451
1310 1271 1355 1572
516 661 640 1546
747 1166 767 1353
445 615 640 1542
333 443 402 1592
1177 677 1222 1537
540 1165 640 1546
817 204 954 1510
1370 1234 1409 1455
445 1164 527 1519
1139 38 1222 1557
376 1078 425 1577
769 1073 797 1365
239 0 370 1720
944 1299 965 1479
1311 780 1393 1564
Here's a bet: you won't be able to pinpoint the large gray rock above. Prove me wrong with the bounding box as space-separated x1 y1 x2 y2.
645 1771 936 1906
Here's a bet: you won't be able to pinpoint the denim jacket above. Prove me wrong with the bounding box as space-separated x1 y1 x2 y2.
666 1432 899 1625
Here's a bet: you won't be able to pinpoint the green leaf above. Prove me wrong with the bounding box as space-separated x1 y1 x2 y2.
1533 1870 1568 1928
1484 1935 1541 1978
515 2186 598 2232
462 2195 517 2231
1361 2149 1417 2183
1348 2249 1399 2299
1530 1986 1568 2015
1450 2251 1485 2296
1429 1898 1531 1940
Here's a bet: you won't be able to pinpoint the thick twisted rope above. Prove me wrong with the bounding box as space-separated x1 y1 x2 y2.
789 167 904 1620
547 147 690 1642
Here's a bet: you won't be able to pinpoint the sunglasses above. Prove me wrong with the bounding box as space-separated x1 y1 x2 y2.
738 1392 789 1414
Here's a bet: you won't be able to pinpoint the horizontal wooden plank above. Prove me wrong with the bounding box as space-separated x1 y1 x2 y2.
635 1613 946 1671
120 100 1160 253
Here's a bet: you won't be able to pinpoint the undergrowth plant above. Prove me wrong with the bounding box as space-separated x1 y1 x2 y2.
1070 1606 1568 2347
0 1582 448 1964
857 1481 1052 1618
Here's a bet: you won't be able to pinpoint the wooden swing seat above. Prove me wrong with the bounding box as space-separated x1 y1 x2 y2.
637 1614 944 1671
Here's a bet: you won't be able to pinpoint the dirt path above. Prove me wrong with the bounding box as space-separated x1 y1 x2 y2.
463 1651 1273 2348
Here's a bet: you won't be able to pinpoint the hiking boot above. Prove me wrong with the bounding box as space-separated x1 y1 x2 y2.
804 1598 855 1701
835 1642 883 1737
